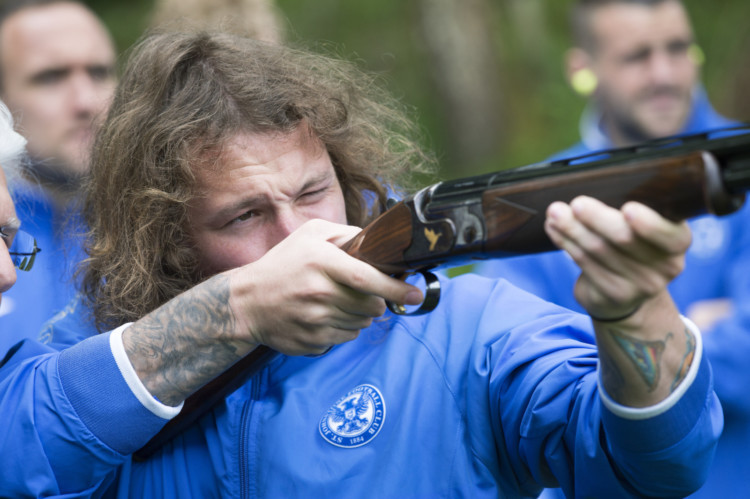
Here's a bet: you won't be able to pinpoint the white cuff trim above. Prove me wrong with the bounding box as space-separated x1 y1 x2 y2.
598 315 703 420
109 324 184 419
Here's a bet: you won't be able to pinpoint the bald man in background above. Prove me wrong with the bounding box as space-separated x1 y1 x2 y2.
0 0 116 345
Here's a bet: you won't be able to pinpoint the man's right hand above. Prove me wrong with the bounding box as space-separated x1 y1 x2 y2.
228 219 424 356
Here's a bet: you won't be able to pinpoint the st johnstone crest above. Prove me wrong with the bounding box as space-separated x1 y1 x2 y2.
319 384 386 448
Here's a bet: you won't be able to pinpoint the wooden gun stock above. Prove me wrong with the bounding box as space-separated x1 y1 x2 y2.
134 127 750 460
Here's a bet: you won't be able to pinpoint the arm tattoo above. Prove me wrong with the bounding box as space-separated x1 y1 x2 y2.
610 329 673 392
670 327 696 392
126 274 243 405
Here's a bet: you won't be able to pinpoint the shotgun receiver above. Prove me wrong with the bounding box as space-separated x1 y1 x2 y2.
134 125 750 459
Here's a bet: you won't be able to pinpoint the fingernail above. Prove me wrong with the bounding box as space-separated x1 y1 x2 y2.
570 196 589 214
405 289 424 305
622 202 639 221
547 202 563 221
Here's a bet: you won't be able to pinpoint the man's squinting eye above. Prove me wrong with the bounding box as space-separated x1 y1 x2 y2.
232 211 257 224
302 187 327 199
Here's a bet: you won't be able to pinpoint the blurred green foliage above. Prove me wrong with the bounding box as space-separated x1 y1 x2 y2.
83 0 750 182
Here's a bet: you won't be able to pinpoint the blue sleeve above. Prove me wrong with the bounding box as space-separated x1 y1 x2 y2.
477 289 722 498
514 342 718 498
0 333 171 497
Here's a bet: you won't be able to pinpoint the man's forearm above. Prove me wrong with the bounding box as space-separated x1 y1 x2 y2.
122 274 256 406
594 291 696 408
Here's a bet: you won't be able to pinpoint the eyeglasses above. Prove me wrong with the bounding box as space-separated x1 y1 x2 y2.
8 230 41 271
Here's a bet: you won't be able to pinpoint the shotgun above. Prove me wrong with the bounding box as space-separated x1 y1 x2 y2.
134 125 750 460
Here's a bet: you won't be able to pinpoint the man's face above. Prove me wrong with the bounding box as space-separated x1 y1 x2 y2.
187 127 348 276
587 1 698 143
0 167 19 300
0 3 116 180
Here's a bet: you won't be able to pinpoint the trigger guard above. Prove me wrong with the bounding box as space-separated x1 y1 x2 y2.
387 271 441 316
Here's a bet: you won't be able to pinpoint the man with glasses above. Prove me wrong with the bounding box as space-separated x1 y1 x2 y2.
0 100 34 297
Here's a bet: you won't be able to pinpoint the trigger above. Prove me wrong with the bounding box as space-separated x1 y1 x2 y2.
386 271 441 316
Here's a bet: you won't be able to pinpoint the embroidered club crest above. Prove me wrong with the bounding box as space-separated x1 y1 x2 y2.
319 384 386 448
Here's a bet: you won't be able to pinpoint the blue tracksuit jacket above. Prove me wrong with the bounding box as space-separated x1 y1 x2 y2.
0 274 721 497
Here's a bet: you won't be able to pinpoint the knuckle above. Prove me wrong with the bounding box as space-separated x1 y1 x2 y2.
609 229 634 247
347 266 372 290
679 230 693 252
582 236 608 256
641 273 666 296
303 304 333 328
372 299 387 317
665 256 685 279
606 285 633 305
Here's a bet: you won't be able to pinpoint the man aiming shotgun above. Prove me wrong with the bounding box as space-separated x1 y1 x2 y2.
0 29 733 497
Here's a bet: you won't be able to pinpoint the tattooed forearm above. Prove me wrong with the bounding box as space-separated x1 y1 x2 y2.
124 274 246 406
610 329 673 392
670 326 696 392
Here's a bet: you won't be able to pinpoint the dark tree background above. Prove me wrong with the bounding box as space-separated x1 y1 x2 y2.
86 0 750 181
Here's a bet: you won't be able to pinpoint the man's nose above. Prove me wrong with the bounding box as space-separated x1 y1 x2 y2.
69 72 109 116
648 50 682 85
0 249 18 294
274 209 310 241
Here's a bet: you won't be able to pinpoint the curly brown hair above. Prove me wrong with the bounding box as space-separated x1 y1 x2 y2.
82 30 435 332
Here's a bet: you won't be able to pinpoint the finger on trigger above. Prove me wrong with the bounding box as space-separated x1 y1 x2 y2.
326 254 424 307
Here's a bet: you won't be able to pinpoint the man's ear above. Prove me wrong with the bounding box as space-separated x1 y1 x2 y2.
566 47 597 96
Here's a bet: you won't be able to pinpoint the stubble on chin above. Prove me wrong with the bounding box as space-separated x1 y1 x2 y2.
629 87 692 140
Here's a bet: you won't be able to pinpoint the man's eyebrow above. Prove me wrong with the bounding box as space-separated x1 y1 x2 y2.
209 170 334 223
211 195 265 222
299 170 335 193
29 67 70 83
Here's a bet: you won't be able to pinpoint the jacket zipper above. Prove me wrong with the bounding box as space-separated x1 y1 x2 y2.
239 370 264 499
